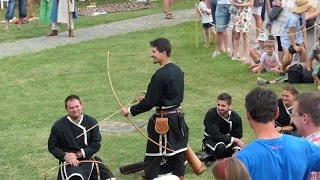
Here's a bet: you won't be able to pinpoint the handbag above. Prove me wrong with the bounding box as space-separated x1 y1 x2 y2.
306 18 316 28
268 6 283 21
253 0 264 7
301 70 314 84
288 64 304 84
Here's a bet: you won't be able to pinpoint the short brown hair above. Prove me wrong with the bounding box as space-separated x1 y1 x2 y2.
295 92 320 126
212 158 250 180
264 40 275 49
65 95 81 108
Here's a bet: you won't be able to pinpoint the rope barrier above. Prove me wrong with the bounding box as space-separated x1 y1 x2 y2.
195 4 320 36
195 4 230 28
243 15 318 36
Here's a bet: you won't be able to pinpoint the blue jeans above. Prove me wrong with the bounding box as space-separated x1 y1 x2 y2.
5 0 27 20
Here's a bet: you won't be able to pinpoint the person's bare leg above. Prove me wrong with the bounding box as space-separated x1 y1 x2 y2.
223 28 230 52
204 28 210 47
5 20 9 32
169 0 176 7
253 14 262 42
210 26 216 37
233 32 240 59
278 51 284 63
252 66 260 73
164 0 169 14
243 32 250 60
249 63 259 69
18 18 22 30
215 32 223 52
306 57 313 71
282 49 293 72
300 47 307 62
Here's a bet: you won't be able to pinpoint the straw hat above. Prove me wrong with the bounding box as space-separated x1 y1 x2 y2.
292 0 312 13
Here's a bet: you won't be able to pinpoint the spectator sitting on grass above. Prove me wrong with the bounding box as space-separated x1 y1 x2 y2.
248 33 267 68
274 85 299 136
252 40 281 74
257 53 303 85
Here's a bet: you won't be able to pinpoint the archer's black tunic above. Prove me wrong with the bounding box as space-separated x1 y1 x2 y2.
48 114 112 180
130 63 189 156
202 108 243 152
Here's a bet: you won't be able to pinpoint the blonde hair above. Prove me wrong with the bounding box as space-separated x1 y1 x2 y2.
264 40 275 49
212 158 250 180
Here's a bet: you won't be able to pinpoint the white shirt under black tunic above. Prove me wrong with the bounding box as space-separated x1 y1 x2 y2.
202 107 243 149
129 63 188 156
48 114 101 179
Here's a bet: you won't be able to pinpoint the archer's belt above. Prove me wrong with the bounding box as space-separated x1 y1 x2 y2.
156 108 182 116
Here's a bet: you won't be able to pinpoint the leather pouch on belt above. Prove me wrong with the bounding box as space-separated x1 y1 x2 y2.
155 117 169 134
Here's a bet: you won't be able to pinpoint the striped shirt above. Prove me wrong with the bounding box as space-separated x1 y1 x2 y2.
306 132 320 180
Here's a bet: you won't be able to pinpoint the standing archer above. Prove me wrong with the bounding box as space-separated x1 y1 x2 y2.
121 38 189 180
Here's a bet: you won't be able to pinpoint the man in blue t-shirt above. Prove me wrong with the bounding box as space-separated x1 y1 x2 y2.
236 87 320 180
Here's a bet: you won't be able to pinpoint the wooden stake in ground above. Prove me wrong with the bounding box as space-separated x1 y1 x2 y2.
314 22 317 51
67 0 71 34
313 22 317 84
195 6 199 48
240 14 245 66
27 0 33 19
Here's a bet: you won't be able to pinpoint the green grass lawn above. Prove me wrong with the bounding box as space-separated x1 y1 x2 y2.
0 20 317 179
0 0 198 43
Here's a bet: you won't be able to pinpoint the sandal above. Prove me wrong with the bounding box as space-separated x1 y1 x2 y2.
165 13 174 19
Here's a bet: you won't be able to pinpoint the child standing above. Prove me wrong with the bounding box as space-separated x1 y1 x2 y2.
252 40 281 74
199 0 216 48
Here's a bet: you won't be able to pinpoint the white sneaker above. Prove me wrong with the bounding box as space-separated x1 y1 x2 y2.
212 51 220 58
242 57 248 62
231 57 237 61
257 77 267 85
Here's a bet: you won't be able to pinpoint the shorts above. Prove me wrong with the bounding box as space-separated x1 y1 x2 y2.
215 4 230 32
203 23 213 29
251 6 262 15
313 64 320 77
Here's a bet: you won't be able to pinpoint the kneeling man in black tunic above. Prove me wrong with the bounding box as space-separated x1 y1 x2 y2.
198 93 245 163
121 38 189 180
48 95 115 180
